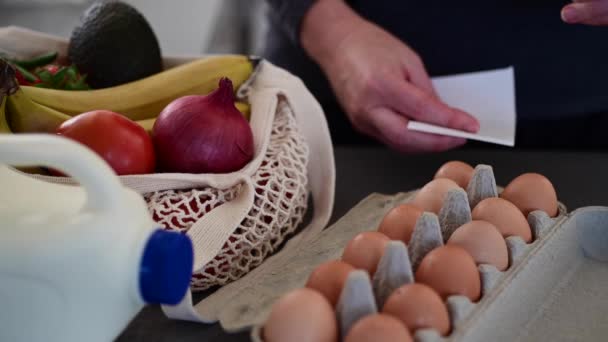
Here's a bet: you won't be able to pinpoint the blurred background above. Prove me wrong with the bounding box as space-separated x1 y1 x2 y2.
0 0 269 56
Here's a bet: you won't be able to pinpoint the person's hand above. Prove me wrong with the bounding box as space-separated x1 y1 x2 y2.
301 0 479 153
562 0 608 25
320 19 480 153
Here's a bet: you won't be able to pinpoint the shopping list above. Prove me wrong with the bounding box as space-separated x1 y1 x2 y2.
407 67 516 147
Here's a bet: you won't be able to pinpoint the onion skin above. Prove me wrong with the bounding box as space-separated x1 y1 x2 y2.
152 78 254 173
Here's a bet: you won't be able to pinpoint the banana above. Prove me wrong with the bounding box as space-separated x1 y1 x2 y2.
236 101 251 121
0 95 11 133
1 58 69 133
6 87 71 133
21 55 255 121
0 92 56 175
136 117 155 135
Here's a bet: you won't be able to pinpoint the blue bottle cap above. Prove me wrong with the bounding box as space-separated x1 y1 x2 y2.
139 229 193 305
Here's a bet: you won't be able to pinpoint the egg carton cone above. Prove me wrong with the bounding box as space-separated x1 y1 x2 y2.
528 209 555 240
336 270 378 339
372 241 414 309
466 164 498 209
438 188 472 241
409 212 444 270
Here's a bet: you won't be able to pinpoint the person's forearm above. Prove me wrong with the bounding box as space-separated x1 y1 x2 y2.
300 0 364 67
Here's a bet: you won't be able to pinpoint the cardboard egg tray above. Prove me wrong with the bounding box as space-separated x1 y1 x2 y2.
210 165 608 341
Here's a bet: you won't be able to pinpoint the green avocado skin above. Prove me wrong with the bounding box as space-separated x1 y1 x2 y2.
68 1 163 89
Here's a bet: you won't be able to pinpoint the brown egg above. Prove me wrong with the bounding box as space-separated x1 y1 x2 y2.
305 260 355 307
344 314 413 342
500 173 558 217
447 220 509 271
342 232 390 276
472 197 532 242
411 178 461 213
263 288 338 342
377 204 423 244
382 283 451 336
434 160 474 188
415 245 481 302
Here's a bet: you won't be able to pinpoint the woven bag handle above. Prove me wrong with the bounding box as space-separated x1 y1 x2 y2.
182 176 257 273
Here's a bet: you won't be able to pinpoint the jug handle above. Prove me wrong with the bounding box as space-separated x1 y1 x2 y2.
0 134 123 212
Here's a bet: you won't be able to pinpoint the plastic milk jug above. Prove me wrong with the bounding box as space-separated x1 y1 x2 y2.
0 134 194 342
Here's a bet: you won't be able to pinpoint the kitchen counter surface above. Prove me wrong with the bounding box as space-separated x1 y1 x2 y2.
117 145 608 341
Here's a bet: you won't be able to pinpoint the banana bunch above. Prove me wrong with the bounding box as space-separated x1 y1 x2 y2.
0 96 10 134
0 54 254 134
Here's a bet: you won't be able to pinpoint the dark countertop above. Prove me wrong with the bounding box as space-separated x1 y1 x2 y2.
117 145 608 341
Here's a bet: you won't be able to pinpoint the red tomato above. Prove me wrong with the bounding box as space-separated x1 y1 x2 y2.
56 110 155 175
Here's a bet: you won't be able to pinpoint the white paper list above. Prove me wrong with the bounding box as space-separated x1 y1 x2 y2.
407 67 516 147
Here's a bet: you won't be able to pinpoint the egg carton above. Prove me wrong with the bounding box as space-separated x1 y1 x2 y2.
205 165 607 341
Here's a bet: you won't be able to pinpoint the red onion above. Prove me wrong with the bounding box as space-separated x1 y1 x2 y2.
152 77 254 173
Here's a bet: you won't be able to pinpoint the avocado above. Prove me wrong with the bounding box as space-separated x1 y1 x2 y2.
68 1 163 88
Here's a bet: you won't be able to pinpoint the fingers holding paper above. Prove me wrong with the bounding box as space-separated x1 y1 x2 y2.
383 77 480 133
365 106 469 153
344 72 480 153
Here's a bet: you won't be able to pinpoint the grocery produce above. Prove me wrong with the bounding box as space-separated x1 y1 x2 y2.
500 173 559 217
31 64 91 90
1 83 165 136
305 260 355 307
434 160 474 188
411 178 460 213
136 117 156 135
447 220 509 271
1 55 255 176
152 77 254 174
6 85 71 133
415 245 481 302
68 1 162 88
235 101 251 121
7 51 58 70
344 314 413 342
377 204 422 244
56 110 155 175
20 55 254 121
341 231 390 276
136 101 251 135
3 51 91 89
0 59 72 133
13 65 40 86
263 288 338 342
0 95 9 134
472 197 532 242
1 55 252 134
382 283 451 336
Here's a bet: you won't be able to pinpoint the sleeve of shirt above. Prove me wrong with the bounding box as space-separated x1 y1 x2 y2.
265 0 317 44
